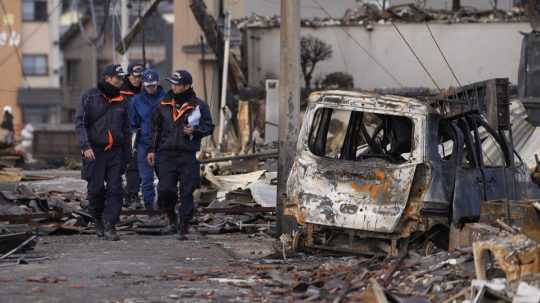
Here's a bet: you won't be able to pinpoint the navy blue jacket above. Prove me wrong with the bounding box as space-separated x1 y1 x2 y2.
74 87 130 155
129 86 165 146
150 89 214 153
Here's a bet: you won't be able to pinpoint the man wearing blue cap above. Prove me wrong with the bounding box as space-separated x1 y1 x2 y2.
129 69 165 212
75 64 131 241
122 63 145 209
147 70 214 239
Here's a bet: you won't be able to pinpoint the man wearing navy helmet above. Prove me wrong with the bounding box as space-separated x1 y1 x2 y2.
129 69 165 212
122 63 145 208
75 64 131 241
148 70 214 239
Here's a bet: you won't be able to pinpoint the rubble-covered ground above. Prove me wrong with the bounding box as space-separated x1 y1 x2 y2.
2 169 540 302
2 231 539 303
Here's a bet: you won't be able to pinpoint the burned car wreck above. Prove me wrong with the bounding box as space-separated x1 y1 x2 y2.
283 81 540 256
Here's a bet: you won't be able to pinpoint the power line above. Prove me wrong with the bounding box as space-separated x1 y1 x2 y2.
312 0 403 87
425 22 462 87
0 0 62 71
371 0 441 90
390 22 441 90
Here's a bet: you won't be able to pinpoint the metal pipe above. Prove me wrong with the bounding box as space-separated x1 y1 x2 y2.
199 150 278 163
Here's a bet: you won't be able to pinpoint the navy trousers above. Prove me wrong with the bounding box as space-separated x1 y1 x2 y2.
82 147 124 224
125 150 140 196
157 151 200 222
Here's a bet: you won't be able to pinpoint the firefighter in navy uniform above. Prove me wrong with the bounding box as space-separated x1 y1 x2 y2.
75 64 131 241
147 70 214 240
121 63 145 208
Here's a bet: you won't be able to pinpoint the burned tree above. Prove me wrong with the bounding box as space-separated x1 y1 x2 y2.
322 72 354 89
300 35 333 90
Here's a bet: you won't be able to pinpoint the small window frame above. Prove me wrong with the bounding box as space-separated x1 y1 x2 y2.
22 54 49 76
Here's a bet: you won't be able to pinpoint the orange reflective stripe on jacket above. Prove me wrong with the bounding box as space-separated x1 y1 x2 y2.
104 130 114 151
173 103 194 122
120 90 135 96
160 100 194 122
109 95 124 102
102 94 124 103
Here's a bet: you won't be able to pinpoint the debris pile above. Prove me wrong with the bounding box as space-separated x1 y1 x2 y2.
234 5 527 29
0 178 95 235
0 147 279 239
156 224 540 302
193 160 277 235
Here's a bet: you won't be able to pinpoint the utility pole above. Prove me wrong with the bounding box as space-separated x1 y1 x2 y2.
49 0 61 88
139 0 146 66
200 35 208 102
218 11 231 150
121 0 129 68
277 0 300 235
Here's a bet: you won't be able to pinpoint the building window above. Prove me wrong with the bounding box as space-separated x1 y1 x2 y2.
23 54 48 76
23 0 48 22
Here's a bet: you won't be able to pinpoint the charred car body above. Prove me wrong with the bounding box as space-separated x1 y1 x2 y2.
284 82 540 256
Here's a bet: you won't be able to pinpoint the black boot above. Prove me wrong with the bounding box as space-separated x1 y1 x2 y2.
176 217 188 241
94 217 105 238
103 222 120 241
163 210 177 235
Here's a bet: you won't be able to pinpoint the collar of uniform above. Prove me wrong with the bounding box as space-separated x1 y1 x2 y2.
122 80 142 95
98 81 122 100
102 94 124 103
120 90 135 96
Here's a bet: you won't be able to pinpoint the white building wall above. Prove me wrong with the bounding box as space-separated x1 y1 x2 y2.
247 22 531 89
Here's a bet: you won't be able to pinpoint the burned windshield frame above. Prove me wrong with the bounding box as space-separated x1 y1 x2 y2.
307 107 414 164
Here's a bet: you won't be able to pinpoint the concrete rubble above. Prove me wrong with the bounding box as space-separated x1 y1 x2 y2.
234 4 528 30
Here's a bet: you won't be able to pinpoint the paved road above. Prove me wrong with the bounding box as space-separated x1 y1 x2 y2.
0 233 275 303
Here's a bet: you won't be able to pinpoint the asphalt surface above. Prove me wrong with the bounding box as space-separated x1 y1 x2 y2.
0 232 275 303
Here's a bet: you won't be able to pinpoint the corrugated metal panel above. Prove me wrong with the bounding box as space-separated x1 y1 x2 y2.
481 99 539 170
